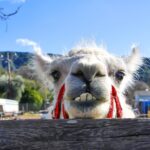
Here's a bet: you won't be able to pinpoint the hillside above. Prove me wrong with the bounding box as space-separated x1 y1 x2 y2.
137 57 150 84
0 51 32 69
0 51 59 69
0 51 150 84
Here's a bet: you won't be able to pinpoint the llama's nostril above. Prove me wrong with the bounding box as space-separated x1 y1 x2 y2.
86 85 91 93
84 79 91 93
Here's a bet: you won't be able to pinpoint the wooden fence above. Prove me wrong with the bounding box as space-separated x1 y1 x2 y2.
0 119 150 150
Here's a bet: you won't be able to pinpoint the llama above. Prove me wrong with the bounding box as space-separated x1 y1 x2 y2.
32 43 142 119
19 39 141 119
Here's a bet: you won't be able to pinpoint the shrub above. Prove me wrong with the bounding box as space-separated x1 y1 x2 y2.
20 88 43 110
0 75 24 100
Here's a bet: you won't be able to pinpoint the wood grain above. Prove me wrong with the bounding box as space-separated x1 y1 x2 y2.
0 119 150 150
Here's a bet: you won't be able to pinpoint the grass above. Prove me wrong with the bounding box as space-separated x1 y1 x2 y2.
18 112 41 120
0 112 41 120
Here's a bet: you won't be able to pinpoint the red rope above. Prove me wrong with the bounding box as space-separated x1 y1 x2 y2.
62 102 69 119
107 92 114 118
53 84 69 119
107 86 122 118
112 86 122 118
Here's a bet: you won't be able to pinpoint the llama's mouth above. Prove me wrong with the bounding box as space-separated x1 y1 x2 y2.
73 93 97 102
67 92 105 116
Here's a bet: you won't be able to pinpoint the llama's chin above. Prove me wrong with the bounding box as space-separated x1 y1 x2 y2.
64 98 110 119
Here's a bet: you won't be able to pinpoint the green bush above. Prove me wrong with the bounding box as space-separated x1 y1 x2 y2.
0 73 53 110
20 88 43 110
0 75 24 100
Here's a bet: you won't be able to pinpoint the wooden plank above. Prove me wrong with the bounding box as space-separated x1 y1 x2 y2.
0 119 150 150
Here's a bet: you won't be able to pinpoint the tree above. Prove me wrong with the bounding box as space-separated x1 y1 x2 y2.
20 79 44 110
16 65 36 80
0 67 5 75
20 78 54 110
20 88 43 110
0 75 25 100
0 7 21 21
0 6 21 31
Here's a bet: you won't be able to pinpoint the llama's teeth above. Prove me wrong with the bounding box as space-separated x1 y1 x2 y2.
86 93 92 101
75 97 80 101
80 93 87 102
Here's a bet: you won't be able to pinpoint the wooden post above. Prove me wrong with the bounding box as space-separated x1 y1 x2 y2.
0 119 150 150
6 52 12 99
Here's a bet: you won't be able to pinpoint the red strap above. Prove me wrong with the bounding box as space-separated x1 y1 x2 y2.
53 84 69 119
107 86 122 118
107 93 114 118
62 102 69 119
54 84 65 119
112 86 122 118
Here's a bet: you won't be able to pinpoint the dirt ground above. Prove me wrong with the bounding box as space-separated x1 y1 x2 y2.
0 112 41 120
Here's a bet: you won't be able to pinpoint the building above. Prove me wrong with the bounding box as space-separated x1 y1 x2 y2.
0 99 19 114
134 90 150 116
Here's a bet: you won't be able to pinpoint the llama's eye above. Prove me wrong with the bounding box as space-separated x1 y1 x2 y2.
51 70 61 82
115 71 125 81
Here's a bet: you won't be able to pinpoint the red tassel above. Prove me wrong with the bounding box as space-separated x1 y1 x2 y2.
112 86 122 118
62 102 69 119
107 86 122 118
107 94 114 118
54 84 65 119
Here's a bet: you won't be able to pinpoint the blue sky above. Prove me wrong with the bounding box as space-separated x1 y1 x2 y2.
0 0 150 56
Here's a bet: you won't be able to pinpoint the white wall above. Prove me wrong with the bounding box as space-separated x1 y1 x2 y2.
0 99 19 113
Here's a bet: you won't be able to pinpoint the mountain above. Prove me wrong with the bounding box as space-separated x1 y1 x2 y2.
0 51 32 69
137 58 150 83
0 51 150 84
0 51 60 70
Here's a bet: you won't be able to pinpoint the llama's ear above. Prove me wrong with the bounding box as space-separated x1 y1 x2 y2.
34 50 55 89
125 47 143 73
34 50 52 74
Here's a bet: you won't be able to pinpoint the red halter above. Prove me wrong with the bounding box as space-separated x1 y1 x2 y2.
53 84 69 119
53 84 122 119
107 85 122 118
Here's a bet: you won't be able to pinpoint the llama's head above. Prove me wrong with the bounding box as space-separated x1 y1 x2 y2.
34 43 142 119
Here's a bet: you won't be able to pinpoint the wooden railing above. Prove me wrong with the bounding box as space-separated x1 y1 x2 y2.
0 119 150 150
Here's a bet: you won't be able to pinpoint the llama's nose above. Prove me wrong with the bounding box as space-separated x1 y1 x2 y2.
72 63 103 88
72 69 92 92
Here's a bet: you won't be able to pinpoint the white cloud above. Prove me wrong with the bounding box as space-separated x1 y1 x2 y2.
12 0 27 3
16 38 42 55
0 0 27 3
16 38 52 62
13 0 27 3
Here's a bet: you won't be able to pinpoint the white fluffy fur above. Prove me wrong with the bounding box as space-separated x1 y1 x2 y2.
32 41 142 119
